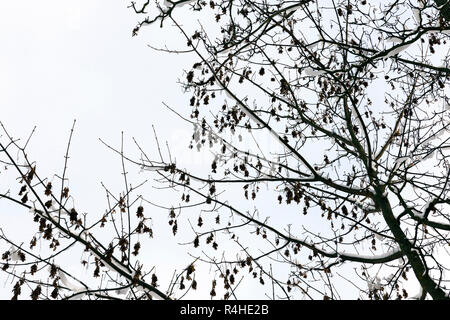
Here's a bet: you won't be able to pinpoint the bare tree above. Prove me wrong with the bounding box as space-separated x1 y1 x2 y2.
127 0 450 300
1 0 449 300
0 121 187 300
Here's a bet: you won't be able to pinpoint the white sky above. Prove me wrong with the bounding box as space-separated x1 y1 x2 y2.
0 0 205 206
1 0 437 300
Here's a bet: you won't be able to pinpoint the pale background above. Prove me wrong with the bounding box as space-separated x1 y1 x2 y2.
0 0 428 300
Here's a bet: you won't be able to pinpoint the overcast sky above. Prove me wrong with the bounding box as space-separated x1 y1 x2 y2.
2 1 436 300
0 0 216 209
